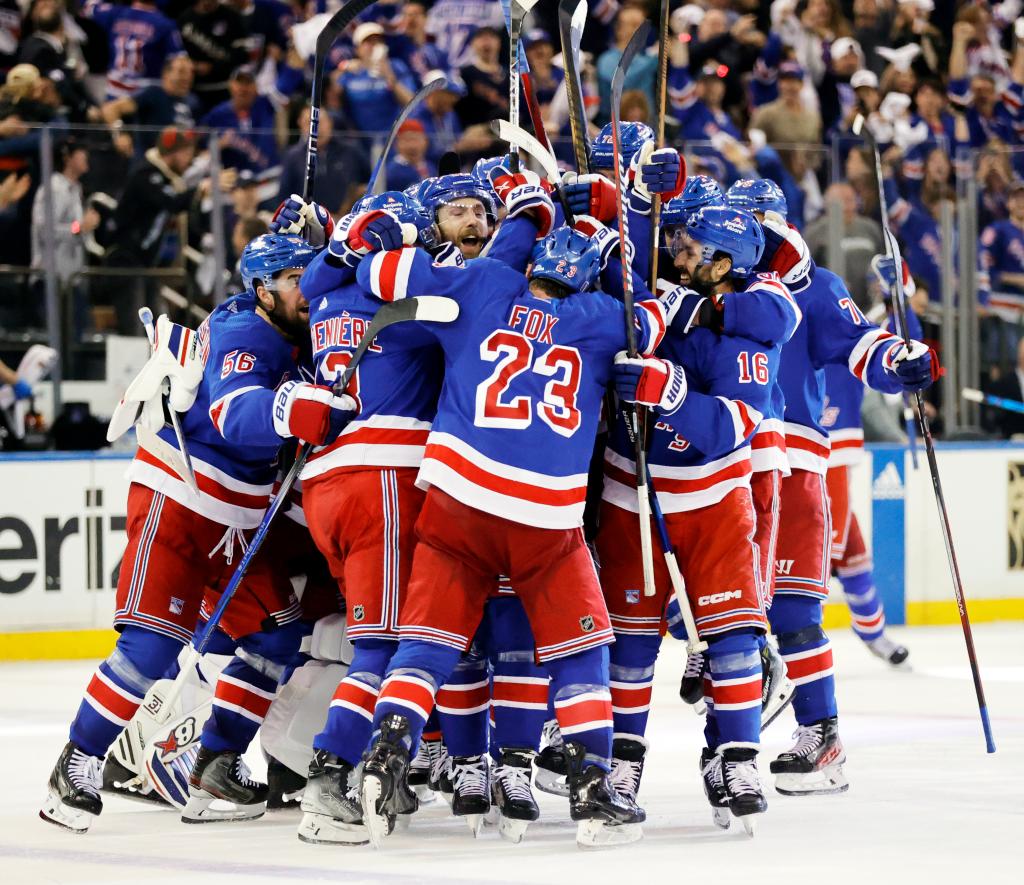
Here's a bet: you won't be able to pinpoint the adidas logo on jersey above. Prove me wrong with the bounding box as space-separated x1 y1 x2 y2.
872 462 904 500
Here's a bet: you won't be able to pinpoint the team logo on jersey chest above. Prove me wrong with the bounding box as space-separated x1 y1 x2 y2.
579 615 595 633
352 605 365 622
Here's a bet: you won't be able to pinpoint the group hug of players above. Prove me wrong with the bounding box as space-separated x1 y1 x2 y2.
38 120 935 848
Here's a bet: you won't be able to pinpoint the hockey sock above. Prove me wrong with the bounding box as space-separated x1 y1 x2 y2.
70 626 183 757
770 595 837 725
486 597 548 757
706 630 762 749
436 652 490 757
607 633 660 738
839 569 886 643
422 708 442 743
372 640 462 752
546 646 613 770
702 672 721 750
201 621 306 754
314 638 396 765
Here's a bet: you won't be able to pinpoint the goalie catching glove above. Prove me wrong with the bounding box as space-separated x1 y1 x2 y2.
613 351 688 415
107 315 203 442
272 381 357 446
270 195 335 247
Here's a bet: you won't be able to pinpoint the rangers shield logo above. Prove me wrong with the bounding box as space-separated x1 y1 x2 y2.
625 589 640 605
579 615 595 633
169 597 184 615
353 605 365 622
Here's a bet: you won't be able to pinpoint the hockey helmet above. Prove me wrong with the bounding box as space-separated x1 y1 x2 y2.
685 205 765 278
419 173 497 224
351 189 436 248
240 234 317 291
529 227 601 294
725 178 787 219
661 175 725 226
590 121 654 172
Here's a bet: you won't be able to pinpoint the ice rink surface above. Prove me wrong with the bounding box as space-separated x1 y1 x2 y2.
2 623 1022 885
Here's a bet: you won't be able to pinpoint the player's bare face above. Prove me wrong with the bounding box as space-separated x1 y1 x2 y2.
437 200 490 259
674 234 719 296
260 268 309 339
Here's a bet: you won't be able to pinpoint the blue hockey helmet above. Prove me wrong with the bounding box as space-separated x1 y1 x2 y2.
529 227 601 294
661 175 725 227
590 121 654 171
725 178 787 219
685 205 765 278
351 189 434 246
419 173 497 224
240 234 317 290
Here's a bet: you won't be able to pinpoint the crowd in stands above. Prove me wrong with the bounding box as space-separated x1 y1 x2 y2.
0 0 1023 436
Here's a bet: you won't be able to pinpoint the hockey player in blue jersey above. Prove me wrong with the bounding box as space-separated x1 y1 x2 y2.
40 234 356 833
348 226 667 849
822 257 919 667
767 257 936 796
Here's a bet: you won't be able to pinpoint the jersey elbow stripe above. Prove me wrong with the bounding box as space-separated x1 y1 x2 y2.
209 385 262 437
848 328 898 381
370 246 415 302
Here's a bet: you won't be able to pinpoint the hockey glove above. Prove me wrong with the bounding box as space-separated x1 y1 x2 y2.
661 286 725 335
272 381 357 446
574 215 636 271
493 171 555 238
329 209 418 266
887 339 940 392
561 172 618 223
270 194 334 247
613 351 688 415
632 143 687 202
870 255 900 298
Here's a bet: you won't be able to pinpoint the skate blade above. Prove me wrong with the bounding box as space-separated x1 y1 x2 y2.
412 783 437 804
102 780 167 806
297 811 369 845
738 813 759 837
497 814 531 844
711 807 731 830
39 793 97 834
483 805 499 826
760 679 795 732
692 701 707 717
464 813 485 837
576 818 643 849
360 775 392 849
774 765 849 796
181 791 265 823
534 768 569 798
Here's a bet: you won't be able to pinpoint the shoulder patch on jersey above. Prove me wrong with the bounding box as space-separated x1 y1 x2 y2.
320 296 328 310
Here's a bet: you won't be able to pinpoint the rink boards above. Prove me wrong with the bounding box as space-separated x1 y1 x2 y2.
0 442 1022 659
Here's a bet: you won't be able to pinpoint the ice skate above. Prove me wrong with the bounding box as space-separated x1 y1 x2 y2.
760 640 795 731
450 754 490 837
679 650 706 712
267 756 306 811
181 747 268 823
770 717 849 795
535 719 569 797
866 635 910 668
722 748 767 836
699 748 730 829
407 737 438 804
360 714 417 848
40 741 104 833
296 749 368 845
101 755 166 806
427 739 454 805
609 735 647 804
491 748 540 844
565 740 644 849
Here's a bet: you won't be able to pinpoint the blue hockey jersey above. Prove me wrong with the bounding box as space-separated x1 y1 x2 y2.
356 247 667 529
85 1 184 97
127 292 307 528
978 218 1024 322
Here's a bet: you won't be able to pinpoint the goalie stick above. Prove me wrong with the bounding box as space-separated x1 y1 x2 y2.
155 296 460 721
558 0 590 173
854 113 996 754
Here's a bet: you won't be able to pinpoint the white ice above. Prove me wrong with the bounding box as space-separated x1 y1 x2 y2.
2 624 1022 885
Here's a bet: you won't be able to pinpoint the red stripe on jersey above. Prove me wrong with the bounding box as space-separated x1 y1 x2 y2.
783 646 834 682
831 438 863 451
710 676 762 707
86 674 142 723
605 458 751 495
215 680 274 718
136 447 269 509
209 399 226 434
435 682 490 712
768 238 801 278
492 679 550 707
424 443 588 507
309 426 430 460
610 682 652 710
554 694 613 730
784 435 830 458
179 328 192 366
332 677 379 715
635 300 667 353
375 249 403 302
752 431 786 451
735 400 760 439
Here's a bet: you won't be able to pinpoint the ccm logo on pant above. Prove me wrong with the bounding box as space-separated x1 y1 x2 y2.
697 590 743 606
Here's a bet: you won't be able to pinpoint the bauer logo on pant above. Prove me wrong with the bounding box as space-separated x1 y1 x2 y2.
579 614 595 633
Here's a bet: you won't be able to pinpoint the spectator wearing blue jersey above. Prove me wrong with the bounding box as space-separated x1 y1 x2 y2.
425 0 505 71
410 72 491 165
523 29 563 110
337 22 416 135
596 5 657 123
387 0 449 86
978 180 1024 363
383 119 432 193
202 67 279 176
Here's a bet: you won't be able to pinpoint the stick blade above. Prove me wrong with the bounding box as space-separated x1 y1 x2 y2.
961 388 984 404
410 295 460 324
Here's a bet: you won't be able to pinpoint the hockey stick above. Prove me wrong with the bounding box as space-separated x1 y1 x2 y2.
139 307 199 495
367 75 449 194
155 295 460 720
854 113 996 754
505 0 541 173
611 21 656 598
648 0 670 289
963 387 1024 414
521 72 551 153
492 118 575 226
558 0 590 173
304 0 378 201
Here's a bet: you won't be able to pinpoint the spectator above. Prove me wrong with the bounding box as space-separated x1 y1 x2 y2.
17 0 92 122
774 0 851 90
750 61 821 146
383 119 431 193
850 0 893 76
337 22 416 135
425 0 504 71
976 140 1016 230
388 0 449 86
229 0 292 67
845 144 878 217
818 36 863 133
83 0 186 99
31 140 99 335
619 89 649 124
687 7 765 115
410 72 491 165
597 5 656 123
202 66 279 176
457 26 509 128
276 105 369 217
803 181 882 310
523 29 564 110
228 213 267 290
0 0 20 73
179 0 249 114
91 55 198 155
984 339 1024 438
978 180 1024 330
